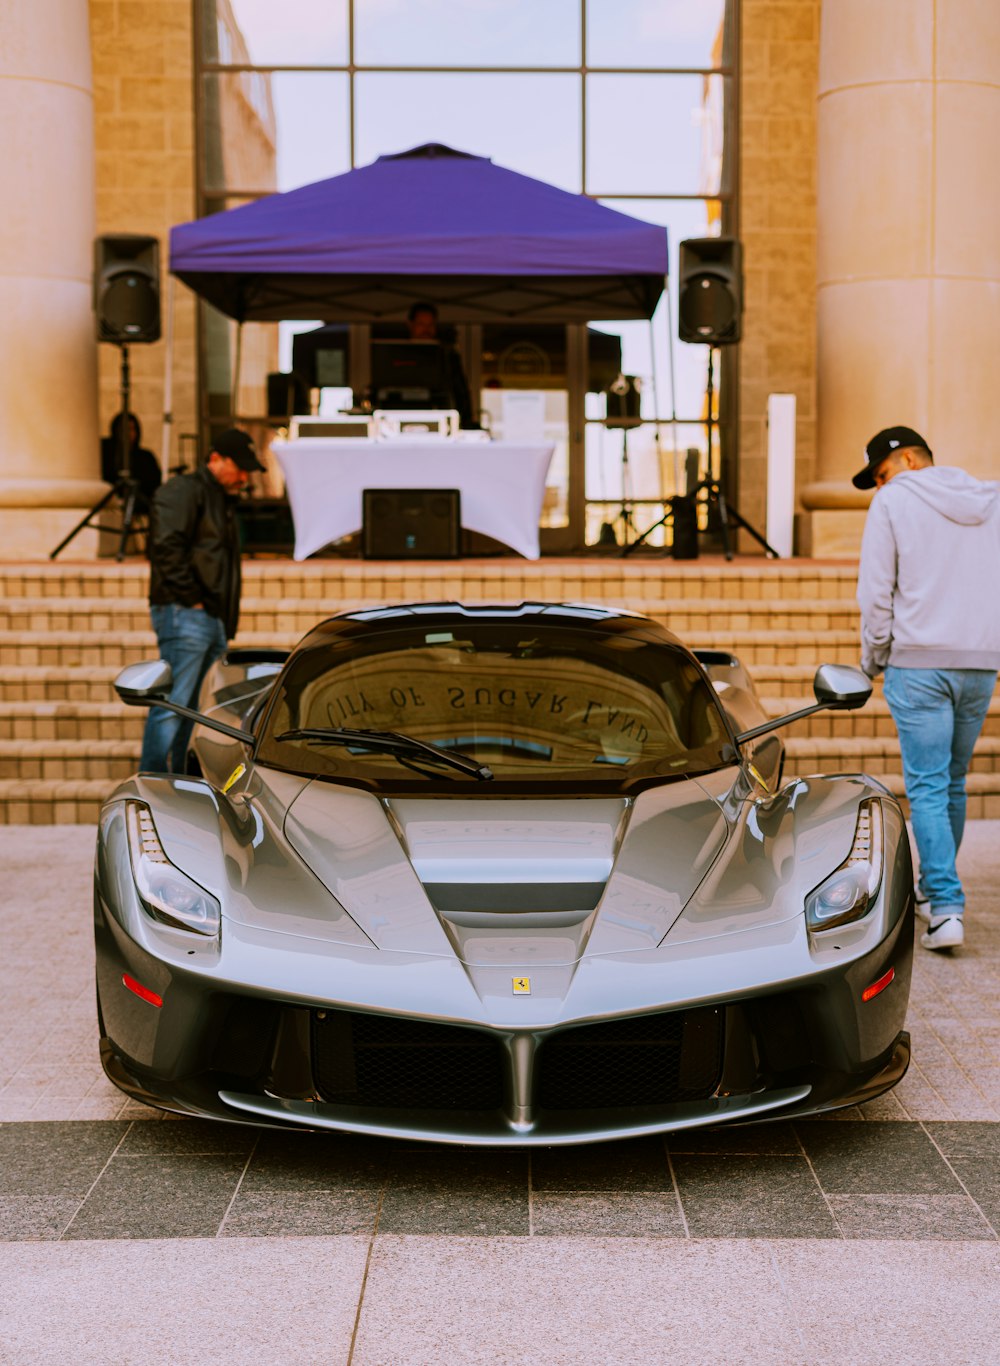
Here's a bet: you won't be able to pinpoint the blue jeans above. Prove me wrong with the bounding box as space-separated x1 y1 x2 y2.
884 666 997 916
139 604 228 773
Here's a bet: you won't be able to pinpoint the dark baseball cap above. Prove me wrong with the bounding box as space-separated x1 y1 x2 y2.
211 428 265 471
852 426 932 489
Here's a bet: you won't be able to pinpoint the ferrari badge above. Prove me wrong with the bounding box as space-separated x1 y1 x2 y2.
512 977 531 995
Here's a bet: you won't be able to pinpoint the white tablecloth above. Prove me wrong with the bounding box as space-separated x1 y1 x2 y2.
272 438 555 560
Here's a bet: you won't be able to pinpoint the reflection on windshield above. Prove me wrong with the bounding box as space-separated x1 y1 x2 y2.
256 623 731 789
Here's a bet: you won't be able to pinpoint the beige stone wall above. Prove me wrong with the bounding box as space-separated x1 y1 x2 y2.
738 0 821 547
0 0 104 557
90 0 198 472
814 0 1000 517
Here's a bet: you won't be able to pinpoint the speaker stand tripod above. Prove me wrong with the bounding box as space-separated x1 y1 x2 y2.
50 343 147 562
622 348 781 560
598 420 646 549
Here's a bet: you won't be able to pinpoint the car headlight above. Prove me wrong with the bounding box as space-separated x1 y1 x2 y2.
126 802 221 937
805 799 883 932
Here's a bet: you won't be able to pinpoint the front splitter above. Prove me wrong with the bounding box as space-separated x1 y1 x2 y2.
215 1085 813 1147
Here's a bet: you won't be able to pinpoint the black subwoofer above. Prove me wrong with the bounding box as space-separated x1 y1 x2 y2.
362 488 461 559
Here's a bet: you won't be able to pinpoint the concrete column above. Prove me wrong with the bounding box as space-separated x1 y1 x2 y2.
0 0 104 557
806 0 1000 554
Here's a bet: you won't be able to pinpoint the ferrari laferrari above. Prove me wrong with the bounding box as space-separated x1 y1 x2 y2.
94 602 913 1144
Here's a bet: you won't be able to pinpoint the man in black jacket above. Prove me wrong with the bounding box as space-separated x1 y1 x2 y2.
139 429 264 772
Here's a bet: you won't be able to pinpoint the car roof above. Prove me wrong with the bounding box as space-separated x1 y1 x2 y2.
288 601 689 656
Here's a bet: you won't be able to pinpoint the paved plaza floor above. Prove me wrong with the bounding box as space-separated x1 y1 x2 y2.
2 824 1000 1363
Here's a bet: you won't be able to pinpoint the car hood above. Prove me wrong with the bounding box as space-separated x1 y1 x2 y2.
283 778 731 969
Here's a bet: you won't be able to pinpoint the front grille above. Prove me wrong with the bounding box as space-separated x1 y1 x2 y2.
311 1010 505 1111
536 1007 724 1111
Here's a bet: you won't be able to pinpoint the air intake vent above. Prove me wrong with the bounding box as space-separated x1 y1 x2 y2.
536 1007 724 1110
311 1010 505 1111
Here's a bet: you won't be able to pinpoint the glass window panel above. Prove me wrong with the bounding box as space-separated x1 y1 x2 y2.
480 388 569 528
200 0 349 67
355 0 581 68
587 74 728 196
202 73 350 193
587 198 719 427
587 0 730 70
355 74 581 191
584 421 712 547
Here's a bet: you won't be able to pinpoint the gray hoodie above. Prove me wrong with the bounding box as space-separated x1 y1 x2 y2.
857 465 1000 676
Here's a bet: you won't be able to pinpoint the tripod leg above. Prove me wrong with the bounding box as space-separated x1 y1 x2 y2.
49 488 117 560
723 504 782 558
117 485 139 562
715 488 734 561
620 509 672 557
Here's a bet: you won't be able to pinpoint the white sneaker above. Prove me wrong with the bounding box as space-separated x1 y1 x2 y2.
920 916 964 951
914 892 932 924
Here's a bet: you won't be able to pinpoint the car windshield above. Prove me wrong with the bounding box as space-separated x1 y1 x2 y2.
255 621 733 792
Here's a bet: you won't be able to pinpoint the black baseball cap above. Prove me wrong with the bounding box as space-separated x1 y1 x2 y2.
852 426 932 489
211 428 265 471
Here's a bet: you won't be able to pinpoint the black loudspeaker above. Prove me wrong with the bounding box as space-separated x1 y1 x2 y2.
678 237 742 345
267 371 310 418
94 234 161 343
604 374 642 429
670 495 699 560
362 489 461 559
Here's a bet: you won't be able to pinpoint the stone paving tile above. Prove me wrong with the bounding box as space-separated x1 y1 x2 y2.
774 1242 1000 1365
0 1238 370 1366
0 1120 128 1200
531 1191 686 1237
241 1129 391 1192
0 1195 82 1242
530 1136 672 1190
354 1238 803 1366
62 1154 248 1240
826 1193 995 1241
378 1150 531 1238
671 1154 839 1239
667 1119 800 1155
116 1116 256 1157
221 1188 380 1237
794 1120 961 1195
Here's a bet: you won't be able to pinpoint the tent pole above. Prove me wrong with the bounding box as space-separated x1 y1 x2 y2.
160 272 175 479
648 312 665 504
231 320 244 419
661 270 682 494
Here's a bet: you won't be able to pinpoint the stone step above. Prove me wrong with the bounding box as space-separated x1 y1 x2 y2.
0 594 864 633
0 559 865 603
0 702 144 742
4 770 1000 826
784 736 1000 775
0 740 139 782
7 731 1000 783
0 627 866 669
2 693 998 745
0 779 115 825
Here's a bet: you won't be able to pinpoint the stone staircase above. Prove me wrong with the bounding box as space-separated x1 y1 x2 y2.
2 557 998 823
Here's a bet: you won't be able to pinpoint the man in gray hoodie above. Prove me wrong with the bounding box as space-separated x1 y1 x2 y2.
854 426 1000 951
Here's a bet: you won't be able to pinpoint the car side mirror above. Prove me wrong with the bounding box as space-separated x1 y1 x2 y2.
113 658 255 748
115 659 173 705
734 661 873 746
813 663 872 711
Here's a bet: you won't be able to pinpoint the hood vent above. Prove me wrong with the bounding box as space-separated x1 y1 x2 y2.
424 880 606 916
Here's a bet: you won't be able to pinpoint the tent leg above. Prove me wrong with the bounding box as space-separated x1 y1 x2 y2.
662 270 682 494
161 272 175 477
231 320 243 418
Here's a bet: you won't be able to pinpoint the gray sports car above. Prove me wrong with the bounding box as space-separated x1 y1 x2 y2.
95 602 913 1145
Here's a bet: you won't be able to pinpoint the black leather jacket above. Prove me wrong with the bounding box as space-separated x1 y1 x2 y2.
148 466 242 638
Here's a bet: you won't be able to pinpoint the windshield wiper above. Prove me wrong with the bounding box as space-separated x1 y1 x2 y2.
274 727 494 781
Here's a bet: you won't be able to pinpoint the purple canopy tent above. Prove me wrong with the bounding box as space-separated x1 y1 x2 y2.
169 144 668 323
